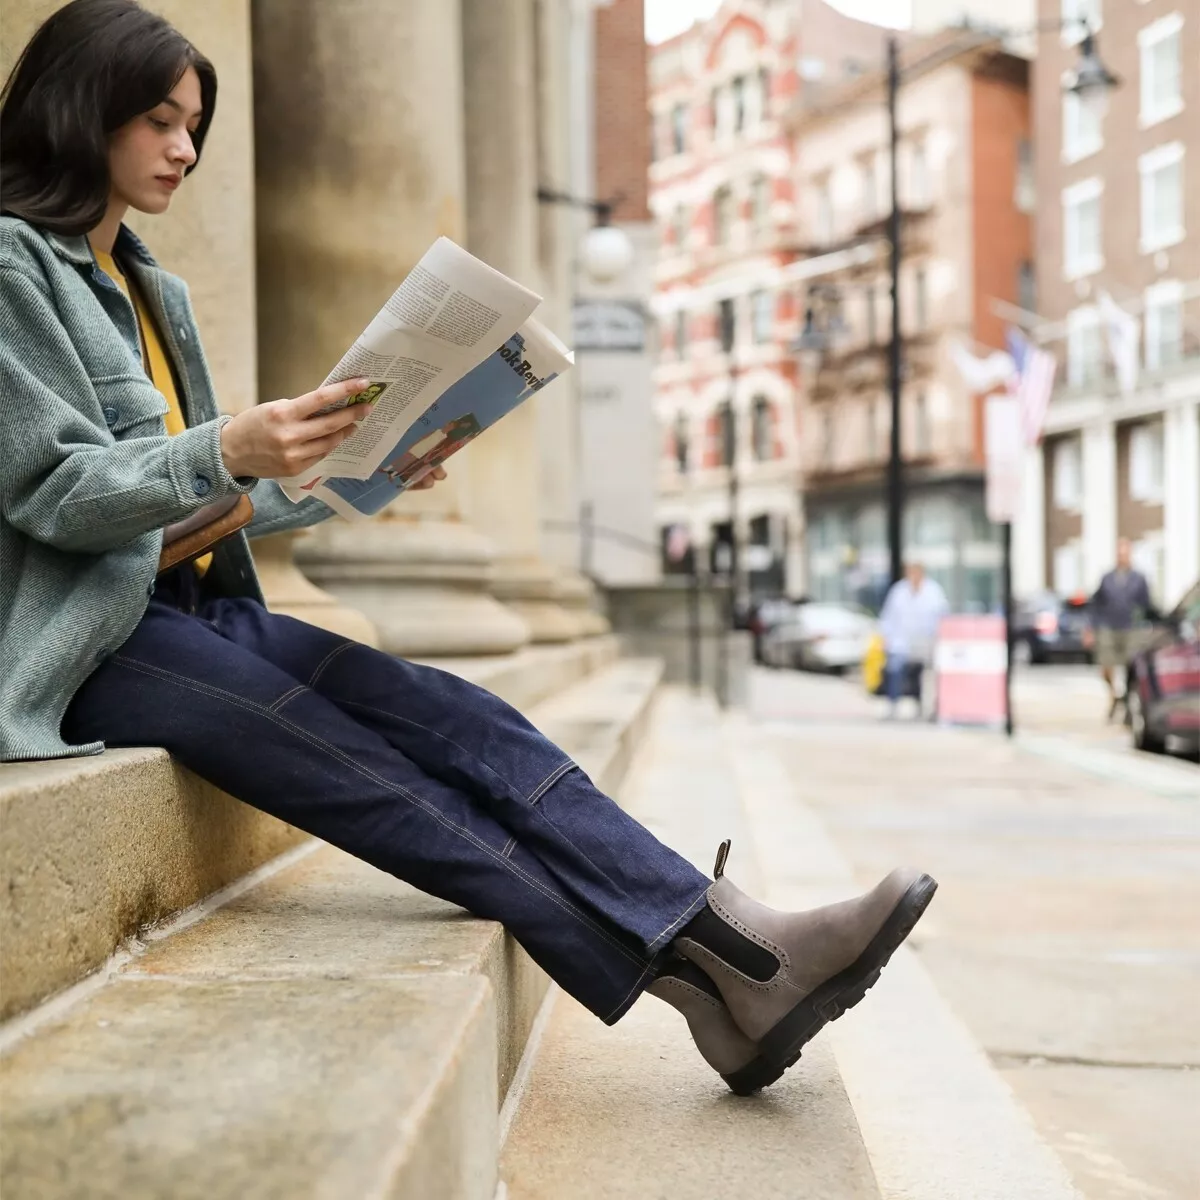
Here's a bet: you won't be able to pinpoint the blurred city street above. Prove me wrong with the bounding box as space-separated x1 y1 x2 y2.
749 664 1200 1200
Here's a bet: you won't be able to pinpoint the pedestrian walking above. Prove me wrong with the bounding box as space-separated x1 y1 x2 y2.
879 561 949 720
1082 538 1155 720
0 0 935 1101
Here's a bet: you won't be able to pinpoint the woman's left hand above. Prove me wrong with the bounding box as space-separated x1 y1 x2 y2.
408 465 448 491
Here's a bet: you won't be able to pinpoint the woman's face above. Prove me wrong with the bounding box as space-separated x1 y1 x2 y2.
108 66 202 216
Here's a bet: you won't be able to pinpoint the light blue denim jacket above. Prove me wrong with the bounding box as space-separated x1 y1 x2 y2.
0 217 334 761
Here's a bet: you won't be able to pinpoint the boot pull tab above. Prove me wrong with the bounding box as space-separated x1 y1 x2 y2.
712 839 731 879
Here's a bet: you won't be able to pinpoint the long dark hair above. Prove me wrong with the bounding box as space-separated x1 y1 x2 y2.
0 0 217 236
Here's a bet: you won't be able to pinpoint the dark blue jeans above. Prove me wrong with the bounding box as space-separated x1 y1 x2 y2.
63 567 710 1023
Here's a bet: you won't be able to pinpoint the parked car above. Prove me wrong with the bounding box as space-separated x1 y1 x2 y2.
1012 592 1094 665
747 597 804 664
762 602 878 673
1125 580 1200 759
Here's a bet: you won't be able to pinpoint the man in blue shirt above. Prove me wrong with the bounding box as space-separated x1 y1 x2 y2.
879 561 949 719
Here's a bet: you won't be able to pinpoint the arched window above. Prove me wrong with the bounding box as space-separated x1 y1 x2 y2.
751 396 774 460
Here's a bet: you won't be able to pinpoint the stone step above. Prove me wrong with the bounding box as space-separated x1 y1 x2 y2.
0 636 618 1021
0 656 662 1200
500 688 1084 1200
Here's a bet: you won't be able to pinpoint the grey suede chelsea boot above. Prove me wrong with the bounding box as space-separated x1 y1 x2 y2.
675 841 937 1077
646 959 785 1095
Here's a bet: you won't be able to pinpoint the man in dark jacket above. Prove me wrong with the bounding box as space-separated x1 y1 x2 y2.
1084 538 1154 719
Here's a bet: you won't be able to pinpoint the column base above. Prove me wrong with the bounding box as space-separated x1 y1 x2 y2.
296 517 531 658
252 530 380 647
489 557 584 644
553 570 611 637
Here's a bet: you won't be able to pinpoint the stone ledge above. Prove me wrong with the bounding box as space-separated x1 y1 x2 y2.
0 974 498 1200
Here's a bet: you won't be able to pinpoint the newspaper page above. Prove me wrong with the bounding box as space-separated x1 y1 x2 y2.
279 237 541 498
293 319 573 522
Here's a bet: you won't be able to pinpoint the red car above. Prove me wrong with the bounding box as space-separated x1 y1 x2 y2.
1125 580 1200 759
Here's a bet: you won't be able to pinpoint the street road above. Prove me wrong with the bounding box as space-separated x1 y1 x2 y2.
750 665 1199 1200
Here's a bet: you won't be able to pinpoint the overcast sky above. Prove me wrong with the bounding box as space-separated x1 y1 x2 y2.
644 0 912 44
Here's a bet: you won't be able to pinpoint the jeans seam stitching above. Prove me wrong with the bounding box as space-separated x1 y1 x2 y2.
526 760 575 806
107 655 648 967
308 640 353 688
604 956 660 1023
645 889 710 954
268 684 306 714
501 836 518 858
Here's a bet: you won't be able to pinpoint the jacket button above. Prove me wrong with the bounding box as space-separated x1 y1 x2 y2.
192 475 212 496
103 406 119 426
94 648 107 662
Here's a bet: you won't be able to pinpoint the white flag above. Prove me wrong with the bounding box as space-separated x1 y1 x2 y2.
1098 291 1140 397
950 340 1016 394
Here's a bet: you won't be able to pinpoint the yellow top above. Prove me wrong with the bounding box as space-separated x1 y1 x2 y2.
94 249 211 576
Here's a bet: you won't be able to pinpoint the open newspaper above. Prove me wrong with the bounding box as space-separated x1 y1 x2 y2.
280 237 573 518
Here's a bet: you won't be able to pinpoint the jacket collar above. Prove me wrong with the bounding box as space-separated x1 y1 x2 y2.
45 223 159 269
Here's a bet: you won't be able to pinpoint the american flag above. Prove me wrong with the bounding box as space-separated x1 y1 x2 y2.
1005 327 1057 447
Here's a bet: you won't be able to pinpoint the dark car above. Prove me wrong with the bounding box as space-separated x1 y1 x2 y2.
1125 580 1200 759
1012 591 1094 665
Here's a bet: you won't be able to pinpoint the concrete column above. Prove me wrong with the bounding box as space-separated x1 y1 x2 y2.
253 0 528 656
1162 399 1200 605
459 0 581 642
1013 441 1046 598
1081 417 1117 590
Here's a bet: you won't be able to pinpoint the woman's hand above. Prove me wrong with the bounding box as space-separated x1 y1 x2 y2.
219 379 372 480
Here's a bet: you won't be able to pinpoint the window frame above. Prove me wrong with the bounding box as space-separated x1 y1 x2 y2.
1062 177 1104 281
1143 279 1184 371
1061 89 1102 164
1138 142 1185 254
1066 305 1104 388
1138 12 1184 129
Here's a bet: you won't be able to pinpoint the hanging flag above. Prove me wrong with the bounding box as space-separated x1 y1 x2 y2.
1097 290 1140 397
1005 327 1056 447
950 339 1016 394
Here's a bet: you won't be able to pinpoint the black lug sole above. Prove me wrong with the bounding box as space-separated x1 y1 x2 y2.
721 873 938 1096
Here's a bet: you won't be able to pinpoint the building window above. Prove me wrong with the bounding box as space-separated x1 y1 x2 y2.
1144 280 1183 370
674 412 690 472
860 157 877 223
865 285 877 345
1018 260 1036 314
1129 421 1165 504
671 103 688 155
751 290 773 343
732 75 747 133
1015 137 1035 212
714 185 734 245
751 174 769 233
717 402 736 467
751 396 773 460
675 310 687 359
1052 436 1083 511
718 298 736 353
910 138 929 208
822 410 835 464
1139 142 1184 253
1062 92 1102 163
1062 178 1103 279
1139 13 1184 128
914 390 930 455
815 178 833 244
1066 306 1104 386
913 268 928 332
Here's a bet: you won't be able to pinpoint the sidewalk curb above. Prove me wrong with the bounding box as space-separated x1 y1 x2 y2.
723 712 1085 1200
1014 732 1199 800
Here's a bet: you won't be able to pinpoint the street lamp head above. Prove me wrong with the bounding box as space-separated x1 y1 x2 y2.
580 223 634 284
792 307 830 353
1064 31 1120 122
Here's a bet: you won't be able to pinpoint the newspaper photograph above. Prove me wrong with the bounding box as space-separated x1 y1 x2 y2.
294 319 572 522
280 237 542 498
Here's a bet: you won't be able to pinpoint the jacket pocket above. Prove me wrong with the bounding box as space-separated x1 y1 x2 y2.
93 375 169 438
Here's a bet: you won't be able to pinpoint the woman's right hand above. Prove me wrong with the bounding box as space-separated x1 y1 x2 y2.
219 378 372 480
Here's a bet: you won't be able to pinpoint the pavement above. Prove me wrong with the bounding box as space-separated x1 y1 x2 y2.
755 664 1200 1200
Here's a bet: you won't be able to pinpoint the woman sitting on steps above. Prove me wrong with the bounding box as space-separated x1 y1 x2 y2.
0 0 936 1098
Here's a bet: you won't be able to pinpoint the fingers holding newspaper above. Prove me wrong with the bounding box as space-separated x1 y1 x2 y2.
219 378 373 480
